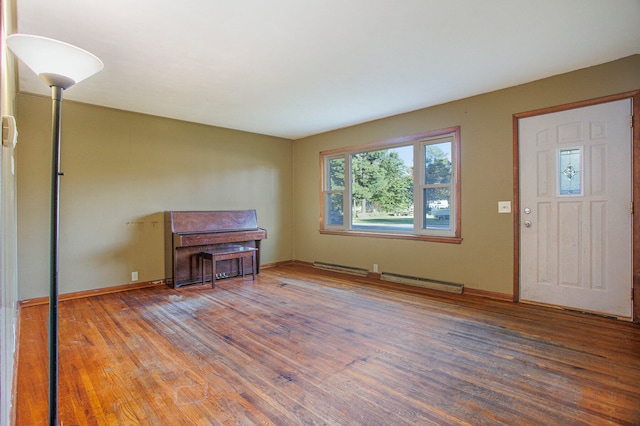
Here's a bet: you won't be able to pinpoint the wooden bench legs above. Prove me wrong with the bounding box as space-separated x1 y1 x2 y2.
199 246 257 288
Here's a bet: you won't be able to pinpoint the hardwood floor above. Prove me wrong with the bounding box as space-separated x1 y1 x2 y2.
16 264 640 425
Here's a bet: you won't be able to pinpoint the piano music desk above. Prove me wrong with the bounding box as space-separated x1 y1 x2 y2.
199 245 257 288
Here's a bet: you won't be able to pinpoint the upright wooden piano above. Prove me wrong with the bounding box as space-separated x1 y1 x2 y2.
165 210 267 288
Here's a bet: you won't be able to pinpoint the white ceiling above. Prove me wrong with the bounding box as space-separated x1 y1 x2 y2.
12 0 640 140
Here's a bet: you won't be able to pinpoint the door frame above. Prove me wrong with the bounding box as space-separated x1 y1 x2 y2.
513 90 640 323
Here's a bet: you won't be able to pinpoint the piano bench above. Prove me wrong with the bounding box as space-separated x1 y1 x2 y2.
199 245 257 288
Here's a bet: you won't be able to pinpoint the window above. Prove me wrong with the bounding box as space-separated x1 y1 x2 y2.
321 127 461 243
558 147 583 196
325 156 345 226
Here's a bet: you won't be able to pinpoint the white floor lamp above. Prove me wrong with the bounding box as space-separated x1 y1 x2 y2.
6 34 103 426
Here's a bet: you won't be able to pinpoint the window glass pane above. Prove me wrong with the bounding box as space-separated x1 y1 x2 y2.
423 187 451 230
350 146 413 231
326 193 344 225
559 148 582 195
424 142 452 185
328 157 345 190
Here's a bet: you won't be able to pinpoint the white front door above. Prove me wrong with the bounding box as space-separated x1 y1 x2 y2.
519 99 632 318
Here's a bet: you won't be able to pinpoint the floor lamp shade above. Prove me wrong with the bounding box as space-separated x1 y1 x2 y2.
6 34 103 89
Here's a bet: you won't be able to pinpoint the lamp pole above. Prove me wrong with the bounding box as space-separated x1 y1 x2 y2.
49 85 64 425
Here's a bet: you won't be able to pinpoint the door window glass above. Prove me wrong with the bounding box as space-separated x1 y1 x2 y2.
559 148 582 196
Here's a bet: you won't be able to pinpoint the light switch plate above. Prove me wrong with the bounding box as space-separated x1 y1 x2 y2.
498 201 511 213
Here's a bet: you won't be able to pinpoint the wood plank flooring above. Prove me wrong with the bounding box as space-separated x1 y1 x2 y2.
16 264 640 425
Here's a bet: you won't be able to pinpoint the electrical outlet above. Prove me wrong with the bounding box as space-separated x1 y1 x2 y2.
498 201 511 213
132 271 138 281
373 264 379 273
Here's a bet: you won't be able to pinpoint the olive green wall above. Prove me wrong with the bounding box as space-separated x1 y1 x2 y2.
293 55 640 296
16 95 294 300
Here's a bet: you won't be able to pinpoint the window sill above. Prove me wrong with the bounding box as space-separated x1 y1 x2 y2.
319 229 462 244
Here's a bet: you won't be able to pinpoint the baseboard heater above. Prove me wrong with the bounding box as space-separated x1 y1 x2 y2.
380 272 464 294
313 262 369 277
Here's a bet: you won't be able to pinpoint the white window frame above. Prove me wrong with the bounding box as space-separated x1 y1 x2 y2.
323 154 348 228
320 126 461 244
